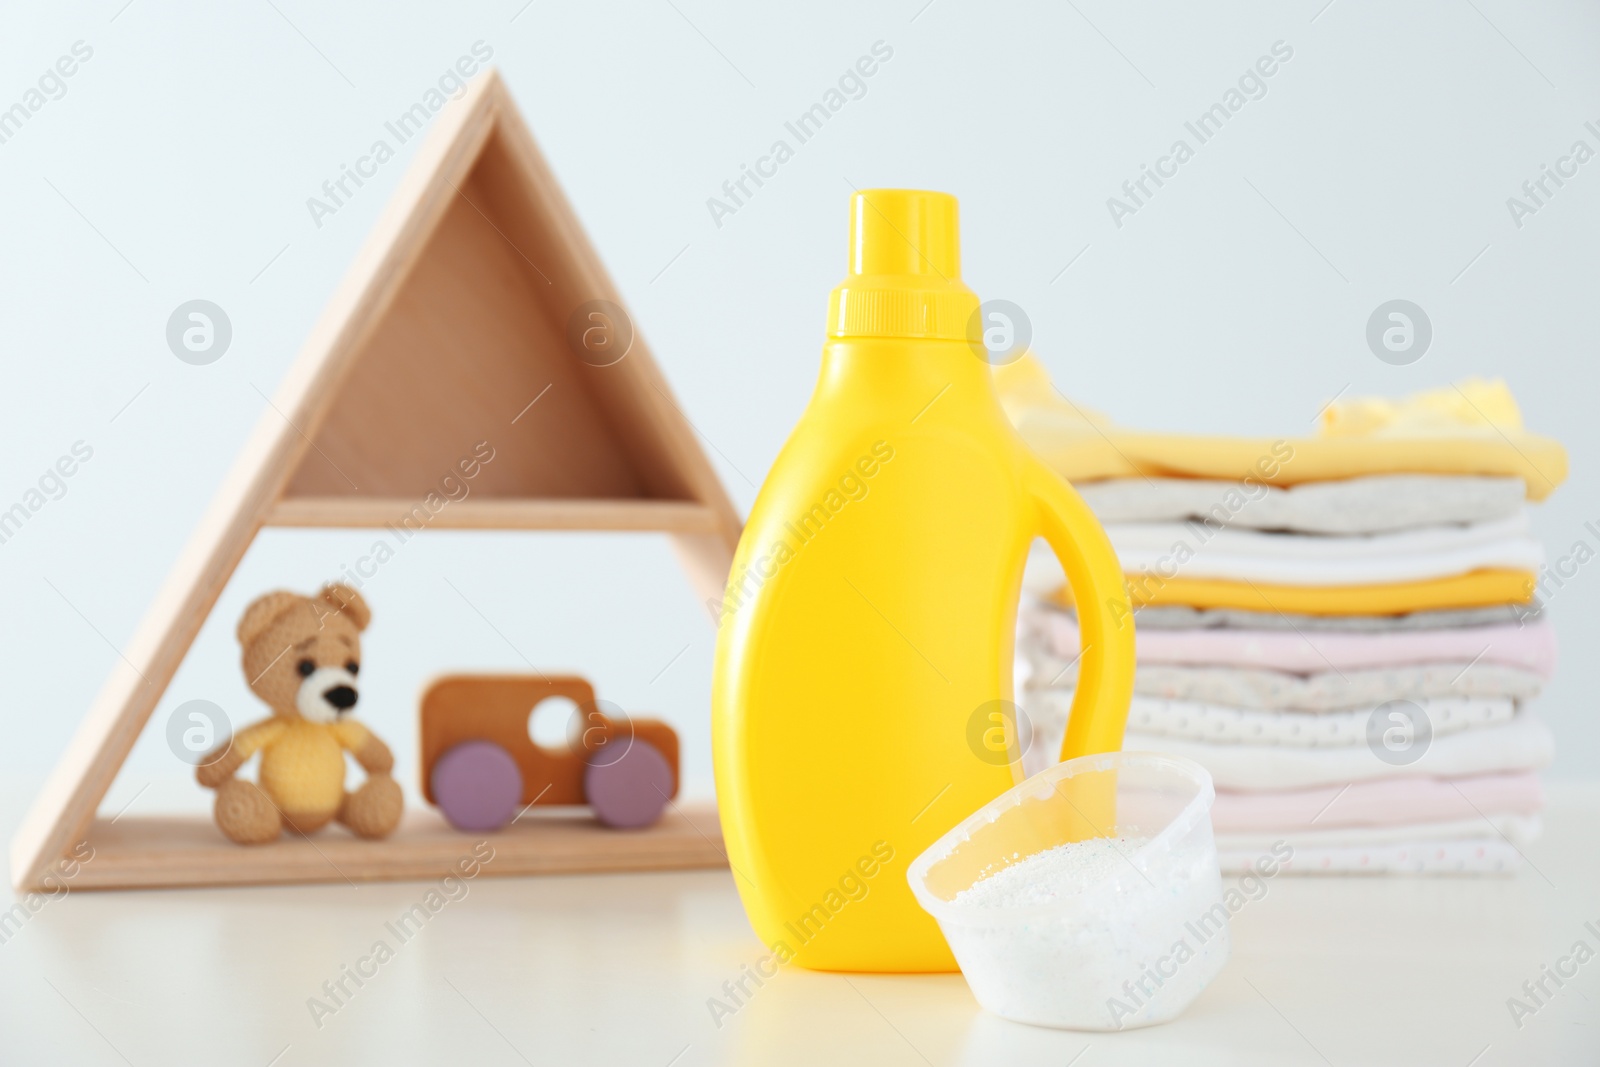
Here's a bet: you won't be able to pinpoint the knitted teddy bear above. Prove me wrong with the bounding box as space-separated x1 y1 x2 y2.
197 583 403 844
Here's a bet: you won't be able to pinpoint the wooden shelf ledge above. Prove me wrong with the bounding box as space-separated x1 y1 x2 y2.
69 803 727 891
264 497 723 533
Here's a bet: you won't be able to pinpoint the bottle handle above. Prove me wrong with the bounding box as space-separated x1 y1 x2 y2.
1026 461 1136 762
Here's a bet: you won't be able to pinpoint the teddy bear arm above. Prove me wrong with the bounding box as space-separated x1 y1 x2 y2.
351 733 394 775
332 720 393 775
195 719 283 789
195 747 246 789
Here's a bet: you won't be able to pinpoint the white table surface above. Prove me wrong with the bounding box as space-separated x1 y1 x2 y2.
2 783 1596 1067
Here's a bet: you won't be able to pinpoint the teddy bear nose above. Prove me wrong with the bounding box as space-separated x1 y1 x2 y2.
324 685 358 711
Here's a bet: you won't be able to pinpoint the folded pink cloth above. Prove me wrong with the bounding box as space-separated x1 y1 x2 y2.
1035 612 1557 679
1210 772 1543 832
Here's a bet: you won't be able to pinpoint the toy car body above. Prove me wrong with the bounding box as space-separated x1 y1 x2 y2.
420 675 679 831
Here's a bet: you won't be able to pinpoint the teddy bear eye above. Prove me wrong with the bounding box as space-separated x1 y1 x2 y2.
345 661 359 676
296 659 315 677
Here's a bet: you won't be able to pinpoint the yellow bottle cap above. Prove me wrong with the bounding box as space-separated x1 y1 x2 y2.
827 189 980 340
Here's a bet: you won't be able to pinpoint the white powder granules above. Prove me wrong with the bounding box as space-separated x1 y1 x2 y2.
954 836 1151 908
940 831 1231 1030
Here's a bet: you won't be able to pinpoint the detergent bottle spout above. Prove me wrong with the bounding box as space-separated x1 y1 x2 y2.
826 189 978 343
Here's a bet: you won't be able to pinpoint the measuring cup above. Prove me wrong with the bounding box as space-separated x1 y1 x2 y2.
906 751 1228 1030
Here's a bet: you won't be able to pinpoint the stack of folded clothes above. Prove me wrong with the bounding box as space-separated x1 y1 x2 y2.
1001 357 1568 874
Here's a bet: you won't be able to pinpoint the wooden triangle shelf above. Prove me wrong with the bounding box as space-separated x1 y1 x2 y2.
10 69 739 892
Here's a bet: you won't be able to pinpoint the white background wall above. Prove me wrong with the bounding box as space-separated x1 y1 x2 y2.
1 1 1595 822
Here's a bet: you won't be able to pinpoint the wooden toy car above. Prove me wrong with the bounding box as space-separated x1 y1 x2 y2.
419 675 679 831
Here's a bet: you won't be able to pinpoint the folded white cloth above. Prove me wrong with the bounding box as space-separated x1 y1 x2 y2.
1216 815 1540 852
1118 713 1553 790
1219 838 1523 875
1134 662 1542 710
1127 695 1512 746
1023 653 1545 711
1102 513 1542 586
1025 688 1515 748
1077 474 1526 534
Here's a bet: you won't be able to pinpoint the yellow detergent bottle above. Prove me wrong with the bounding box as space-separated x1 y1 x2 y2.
711 189 1136 973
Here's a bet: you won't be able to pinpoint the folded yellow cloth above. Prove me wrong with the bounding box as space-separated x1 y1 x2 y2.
1113 569 1534 616
995 356 1567 500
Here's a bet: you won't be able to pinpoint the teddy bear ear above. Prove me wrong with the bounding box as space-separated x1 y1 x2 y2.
237 591 303 648
319 583 371 631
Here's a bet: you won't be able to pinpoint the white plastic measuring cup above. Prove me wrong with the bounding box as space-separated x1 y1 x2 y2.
907 751 1228 1030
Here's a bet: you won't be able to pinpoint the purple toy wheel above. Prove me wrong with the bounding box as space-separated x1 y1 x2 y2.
432 740 523 832
584 740 673 829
